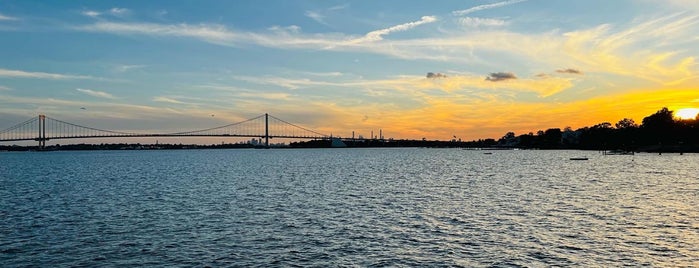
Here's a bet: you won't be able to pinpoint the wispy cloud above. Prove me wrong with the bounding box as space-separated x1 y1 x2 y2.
305 4 349 26
458 17 508 27
452 0 527 16
352 16 437 43
233 75 337 89
77 22 237 43
329 3 350 11
114 64 146 72
301 71 345 77
72 12 698 86
110 8 129 16
76 88 116 99
81 7 129 18
561 12 699 84
0 12 18 21
153 96 186 104
0 68 95 80
81 10 101 18
268 25 301 33
0 85 11 91
305 11 327 25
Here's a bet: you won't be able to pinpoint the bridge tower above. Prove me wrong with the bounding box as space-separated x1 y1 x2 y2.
265 113 269 148
37 115 47 148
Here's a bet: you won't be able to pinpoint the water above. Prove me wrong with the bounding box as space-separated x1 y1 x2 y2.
1 148 698 267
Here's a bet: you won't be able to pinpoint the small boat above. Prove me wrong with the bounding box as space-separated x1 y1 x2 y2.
483 152 493 155
603 150 634 155
570 157 588 160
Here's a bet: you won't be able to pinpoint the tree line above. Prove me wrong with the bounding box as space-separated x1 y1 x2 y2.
495 107 699 152
289 107 699 151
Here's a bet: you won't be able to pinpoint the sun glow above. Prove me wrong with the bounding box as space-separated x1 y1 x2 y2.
676 108 699 120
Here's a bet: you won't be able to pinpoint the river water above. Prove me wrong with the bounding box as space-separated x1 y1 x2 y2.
1 148 697 267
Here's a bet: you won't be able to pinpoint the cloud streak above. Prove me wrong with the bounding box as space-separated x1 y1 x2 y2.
0 68 95 80
77 22 237 43
452 0 527 16
153 96 186 104
110 8 129 16
0 13 18 21
305 11 327 25
352 16 437 43
458 17 508 27
82 10 101 18
76 88 117 99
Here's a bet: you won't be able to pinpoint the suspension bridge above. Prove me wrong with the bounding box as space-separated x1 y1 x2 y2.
0 113 330 148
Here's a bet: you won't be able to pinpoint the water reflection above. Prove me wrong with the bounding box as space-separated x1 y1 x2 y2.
0 149 697 266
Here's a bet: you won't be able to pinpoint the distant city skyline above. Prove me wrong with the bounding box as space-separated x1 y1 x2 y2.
1 0 698 141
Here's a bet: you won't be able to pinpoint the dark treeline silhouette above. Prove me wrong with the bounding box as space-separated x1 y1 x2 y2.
289 107 699 152
495 107 699 152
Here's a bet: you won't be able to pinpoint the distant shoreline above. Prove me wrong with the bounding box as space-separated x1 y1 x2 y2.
2 142 698 153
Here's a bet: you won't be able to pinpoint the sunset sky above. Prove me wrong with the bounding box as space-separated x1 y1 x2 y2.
1 0 698 141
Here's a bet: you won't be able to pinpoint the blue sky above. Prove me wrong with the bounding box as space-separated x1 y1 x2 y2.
1 0 698 141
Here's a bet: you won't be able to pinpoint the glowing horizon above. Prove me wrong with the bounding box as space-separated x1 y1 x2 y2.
1 1 698 141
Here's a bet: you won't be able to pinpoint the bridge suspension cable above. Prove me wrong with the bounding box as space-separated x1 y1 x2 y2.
267 114 328 139
44 116 142 139
0 117 39 142
165 114 266 137
0 113 330 147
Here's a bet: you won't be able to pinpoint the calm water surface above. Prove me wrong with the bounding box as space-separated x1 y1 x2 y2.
1 148 698 267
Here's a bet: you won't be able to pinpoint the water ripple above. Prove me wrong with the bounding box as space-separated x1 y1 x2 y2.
1 149 698 266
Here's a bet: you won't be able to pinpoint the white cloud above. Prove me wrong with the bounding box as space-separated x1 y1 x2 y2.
0 13 18 21
77 22 237 43
352 16 437 43
82 10 101 18
268 25 301 34
452 0 527 16
110 8 130 16
329 4 349 11
114 64 146 72
458 17 508 27
73 12 699 85
153 96 186 104
76 88 116 99
0 68 95 80
302 71 344 77
305 11 327 25
0 85 11 91
233 76 336 89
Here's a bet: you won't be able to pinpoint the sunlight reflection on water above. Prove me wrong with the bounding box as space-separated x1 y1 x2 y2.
1 149 698 266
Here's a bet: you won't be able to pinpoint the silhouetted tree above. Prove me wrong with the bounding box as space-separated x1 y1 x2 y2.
640 107 676 145
615 118 637 129
561 128 580 147
541 128 562 148
641 107 674 129
614 118 639 149
498 131 517 146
